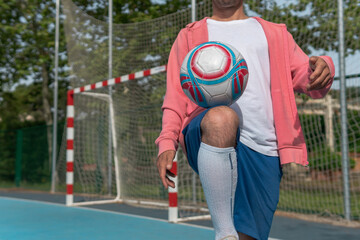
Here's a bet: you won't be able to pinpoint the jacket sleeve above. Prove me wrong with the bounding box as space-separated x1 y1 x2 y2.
155 29 190 156
287 31 335 98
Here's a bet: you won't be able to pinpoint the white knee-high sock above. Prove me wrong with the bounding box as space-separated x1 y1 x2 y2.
198 142 238 240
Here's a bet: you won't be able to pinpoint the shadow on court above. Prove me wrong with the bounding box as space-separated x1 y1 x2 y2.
0 196 213 240
0 190 359 240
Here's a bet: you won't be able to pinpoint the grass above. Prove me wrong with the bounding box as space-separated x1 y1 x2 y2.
0 180 51 191
2 180 360 221
278 189 360 220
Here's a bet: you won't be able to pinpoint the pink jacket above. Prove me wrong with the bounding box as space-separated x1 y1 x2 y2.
155 17 335 166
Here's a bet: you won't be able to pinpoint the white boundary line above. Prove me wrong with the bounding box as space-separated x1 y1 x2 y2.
0 196 210 230
0 196 284 239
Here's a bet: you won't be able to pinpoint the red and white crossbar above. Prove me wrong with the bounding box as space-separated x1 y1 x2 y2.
71 65 166 94
65 65 169 206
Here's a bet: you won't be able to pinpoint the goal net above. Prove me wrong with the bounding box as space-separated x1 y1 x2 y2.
56 0 360 223
64 66 167 207
56 0 213 222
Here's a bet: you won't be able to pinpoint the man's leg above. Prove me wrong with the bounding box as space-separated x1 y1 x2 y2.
182 106 255 240
197 106 240 240
238 232 255 240
233 141 282 240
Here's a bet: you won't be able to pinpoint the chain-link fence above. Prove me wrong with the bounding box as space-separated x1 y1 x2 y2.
0 123 64 190
0 0 354 222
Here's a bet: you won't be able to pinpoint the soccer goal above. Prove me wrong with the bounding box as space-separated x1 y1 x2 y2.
59 0 212 223
65 65 210 222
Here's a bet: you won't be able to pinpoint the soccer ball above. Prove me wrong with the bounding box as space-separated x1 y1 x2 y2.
180 41 248 108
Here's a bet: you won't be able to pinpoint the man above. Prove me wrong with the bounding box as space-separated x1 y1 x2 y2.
155 1 335 239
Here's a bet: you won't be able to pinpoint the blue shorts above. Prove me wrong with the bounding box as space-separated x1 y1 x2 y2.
182 109 282 240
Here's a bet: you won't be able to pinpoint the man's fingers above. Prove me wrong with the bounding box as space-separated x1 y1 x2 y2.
157 157 169 188
309 63 326 81
166 151 175 170
166 177 175 188
308 76 324 90
166 157 173 170
158 169 175 188
165 159 176 188
308 71 331 90
309 56 318 70
161 175 175 189
308 56 331 91
156 150 176 188
158 162 168 188
166 169 176 178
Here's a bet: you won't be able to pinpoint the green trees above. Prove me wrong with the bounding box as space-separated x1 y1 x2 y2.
287 0 359 55
71 0 190 22
247 0 359 55
0 0 190 187
0 0 358 184
0 0 190 128
0 0 188 154
1 0 359 127
0 1 65 124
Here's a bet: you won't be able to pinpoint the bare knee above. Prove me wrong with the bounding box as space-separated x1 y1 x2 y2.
200 106 239 148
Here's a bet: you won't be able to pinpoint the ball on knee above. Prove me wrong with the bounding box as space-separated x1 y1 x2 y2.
201 106 239 147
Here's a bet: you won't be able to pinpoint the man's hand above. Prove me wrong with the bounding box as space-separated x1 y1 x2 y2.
307 56 332 91
156 150 176 188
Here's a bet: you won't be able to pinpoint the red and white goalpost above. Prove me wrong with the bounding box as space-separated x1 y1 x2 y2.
65 65 209 222
65 65 167 206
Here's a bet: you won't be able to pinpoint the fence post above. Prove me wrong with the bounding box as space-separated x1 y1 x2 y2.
191 0 196 23
51 0 60 193
337 0 351 221
15 129 23 187
324 95 334 152
191 0 198 206
108 0 114 196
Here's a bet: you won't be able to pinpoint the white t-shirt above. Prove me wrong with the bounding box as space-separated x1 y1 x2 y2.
207 18 278 156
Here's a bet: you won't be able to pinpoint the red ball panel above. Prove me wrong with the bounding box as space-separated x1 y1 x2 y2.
190 44 232 80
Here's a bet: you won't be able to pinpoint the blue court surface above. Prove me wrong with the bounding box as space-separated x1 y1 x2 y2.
0 197 214 240
1 193 359 240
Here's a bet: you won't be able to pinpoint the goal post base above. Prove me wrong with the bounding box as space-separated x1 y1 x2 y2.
68 198 123 207
175 214 211 223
